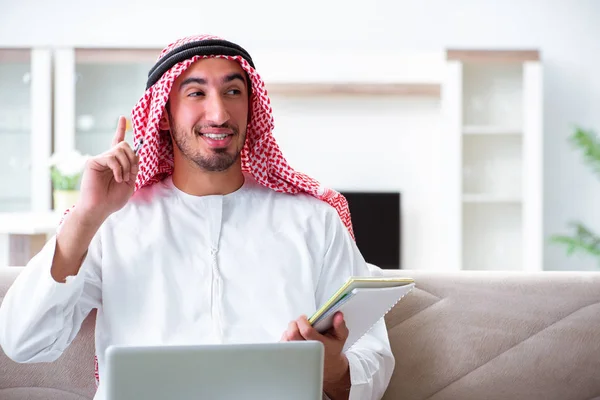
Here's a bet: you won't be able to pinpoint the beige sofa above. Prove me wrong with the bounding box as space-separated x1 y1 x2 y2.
1 266 600 400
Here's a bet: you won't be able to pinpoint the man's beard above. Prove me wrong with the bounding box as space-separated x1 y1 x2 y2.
170 122 246 172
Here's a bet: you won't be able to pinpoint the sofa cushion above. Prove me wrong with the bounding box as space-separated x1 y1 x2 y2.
0 387 91 400
3 267 600 400
381 270 600 400
0 268 97 399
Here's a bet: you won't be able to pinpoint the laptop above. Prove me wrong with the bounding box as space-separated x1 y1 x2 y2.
104 341 324 400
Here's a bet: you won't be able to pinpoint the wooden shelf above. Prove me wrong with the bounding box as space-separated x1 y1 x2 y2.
75 48 160 64
0 49 30 63
463 125 521 135
447 49 540 63
265 82 441 97
463 194 521 204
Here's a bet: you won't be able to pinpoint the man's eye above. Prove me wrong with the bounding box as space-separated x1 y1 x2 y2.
227 89 242 95
188 91 205 97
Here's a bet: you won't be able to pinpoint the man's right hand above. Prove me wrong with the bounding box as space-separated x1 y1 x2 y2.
76 116 140 224
51 116 140 282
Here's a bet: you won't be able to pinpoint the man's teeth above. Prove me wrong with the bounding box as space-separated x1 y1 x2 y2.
203 133 228 140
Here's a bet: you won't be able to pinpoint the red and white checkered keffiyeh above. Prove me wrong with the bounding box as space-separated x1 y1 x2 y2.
86 34 355 387
130 34 354 238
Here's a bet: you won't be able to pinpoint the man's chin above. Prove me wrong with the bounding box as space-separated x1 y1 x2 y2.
192 152 240 172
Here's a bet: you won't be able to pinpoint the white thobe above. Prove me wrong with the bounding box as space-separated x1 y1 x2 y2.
0 172 394 400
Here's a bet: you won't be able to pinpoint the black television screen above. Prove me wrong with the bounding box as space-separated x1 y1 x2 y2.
339 192 401 269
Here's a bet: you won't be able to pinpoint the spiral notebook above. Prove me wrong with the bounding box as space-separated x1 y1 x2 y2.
310 277 415 352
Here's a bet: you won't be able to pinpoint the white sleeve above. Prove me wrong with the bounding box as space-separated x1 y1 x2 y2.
315 207 395 400
0 220 102 363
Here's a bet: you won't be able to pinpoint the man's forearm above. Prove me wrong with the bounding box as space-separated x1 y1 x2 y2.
51 208 105 283
323 355 351 400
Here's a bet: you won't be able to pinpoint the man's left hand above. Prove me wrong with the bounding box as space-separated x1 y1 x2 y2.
280 312 351 397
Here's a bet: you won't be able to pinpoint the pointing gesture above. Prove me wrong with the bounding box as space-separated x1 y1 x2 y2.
112 116 127 147
75 116 140 223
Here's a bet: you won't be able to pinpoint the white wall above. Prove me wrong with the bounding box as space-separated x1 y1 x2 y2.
1 0 599 271
271 95 442 271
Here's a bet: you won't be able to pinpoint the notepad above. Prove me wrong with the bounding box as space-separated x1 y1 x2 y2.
310 277 415 352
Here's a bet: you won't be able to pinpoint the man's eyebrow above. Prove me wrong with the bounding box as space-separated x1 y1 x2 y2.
179 77 207 91
179 74 246 91
223 73 246 86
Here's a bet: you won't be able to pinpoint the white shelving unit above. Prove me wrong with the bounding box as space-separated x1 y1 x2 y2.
0 48 53 266
1 47 446 268
0 48 52 213
0 47 543 271
54 48 159 157
441 50 543 272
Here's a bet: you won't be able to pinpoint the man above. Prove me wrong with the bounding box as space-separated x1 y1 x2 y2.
0 35 394 400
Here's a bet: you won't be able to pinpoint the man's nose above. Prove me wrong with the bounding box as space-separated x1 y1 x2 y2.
205 94 230 126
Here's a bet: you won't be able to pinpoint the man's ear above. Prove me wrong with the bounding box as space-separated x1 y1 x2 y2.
159 108 170 131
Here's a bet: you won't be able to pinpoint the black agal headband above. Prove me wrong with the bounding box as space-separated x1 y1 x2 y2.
146 39 255 90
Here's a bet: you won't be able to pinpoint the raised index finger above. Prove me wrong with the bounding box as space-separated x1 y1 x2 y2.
112 116 127 147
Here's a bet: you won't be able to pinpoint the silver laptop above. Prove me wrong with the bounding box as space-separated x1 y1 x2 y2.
104 341 324 400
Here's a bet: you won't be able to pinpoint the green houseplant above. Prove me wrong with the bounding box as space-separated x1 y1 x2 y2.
48 150 90 211
551 127 600 265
